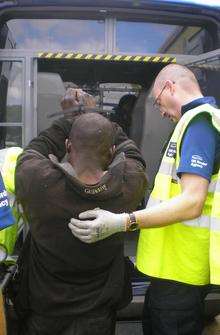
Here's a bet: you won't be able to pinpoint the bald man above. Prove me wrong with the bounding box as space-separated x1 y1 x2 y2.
70 64 220 335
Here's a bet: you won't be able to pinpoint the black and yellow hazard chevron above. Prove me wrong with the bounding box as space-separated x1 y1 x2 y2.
38 52 176 63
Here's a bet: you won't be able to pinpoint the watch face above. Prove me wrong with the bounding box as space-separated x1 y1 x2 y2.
129 222 138 231
127 213 138 231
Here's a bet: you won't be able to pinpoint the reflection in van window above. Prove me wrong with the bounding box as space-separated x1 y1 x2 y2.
5 19 105 52
0 61 22 122
0 61 23 148
116 21 211 55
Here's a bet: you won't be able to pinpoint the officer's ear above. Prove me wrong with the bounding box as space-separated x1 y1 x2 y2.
166 80 175 95
65 138 72 154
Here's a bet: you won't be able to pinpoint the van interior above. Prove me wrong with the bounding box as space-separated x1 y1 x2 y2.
37 58 175 186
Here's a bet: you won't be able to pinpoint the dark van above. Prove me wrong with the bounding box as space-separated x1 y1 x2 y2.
0 1 219 334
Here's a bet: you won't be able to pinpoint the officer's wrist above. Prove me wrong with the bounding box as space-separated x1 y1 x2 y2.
125 213 139 232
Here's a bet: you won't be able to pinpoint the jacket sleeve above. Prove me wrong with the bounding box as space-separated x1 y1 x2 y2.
25 118 146 169
112 122 146 169
24 118 72 160
15 118 70 201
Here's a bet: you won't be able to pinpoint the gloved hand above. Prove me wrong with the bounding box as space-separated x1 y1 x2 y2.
68 208 128 243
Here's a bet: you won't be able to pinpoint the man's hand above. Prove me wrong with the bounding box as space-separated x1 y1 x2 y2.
68 209 127 243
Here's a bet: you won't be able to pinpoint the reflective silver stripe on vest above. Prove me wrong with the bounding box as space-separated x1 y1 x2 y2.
209 179 220 193
158 161 178 180
211 218 220 231
0 149 8 173
147 197 161 208
209 179 217 193
182 216 210 229
147 198 220 231
159 164 220 193
182 216 220 231
8 192 15 208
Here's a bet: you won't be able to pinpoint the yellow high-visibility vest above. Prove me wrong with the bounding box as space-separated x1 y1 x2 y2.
0 147 23 254
137 104 220 285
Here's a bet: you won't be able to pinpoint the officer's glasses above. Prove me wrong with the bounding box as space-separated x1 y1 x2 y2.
152 83 168 109
153 81 175 109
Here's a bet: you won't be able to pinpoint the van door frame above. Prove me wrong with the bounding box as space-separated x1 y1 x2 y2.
0 50 36 146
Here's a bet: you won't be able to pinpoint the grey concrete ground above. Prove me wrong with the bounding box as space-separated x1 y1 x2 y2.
116 321 143 335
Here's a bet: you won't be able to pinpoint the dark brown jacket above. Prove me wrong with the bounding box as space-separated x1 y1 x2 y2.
15 118 147 317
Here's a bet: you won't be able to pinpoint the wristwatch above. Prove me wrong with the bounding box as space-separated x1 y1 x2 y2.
126 213 139 231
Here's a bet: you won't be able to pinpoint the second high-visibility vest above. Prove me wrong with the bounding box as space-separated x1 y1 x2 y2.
136 104 220 285
0 147 23 254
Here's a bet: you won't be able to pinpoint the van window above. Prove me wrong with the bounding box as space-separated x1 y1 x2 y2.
116 21 213 55
4 19 105 52
0 61 23 147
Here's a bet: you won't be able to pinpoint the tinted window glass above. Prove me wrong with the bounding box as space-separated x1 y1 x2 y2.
5 19 105 52
0 61 23 148
116 21 212 55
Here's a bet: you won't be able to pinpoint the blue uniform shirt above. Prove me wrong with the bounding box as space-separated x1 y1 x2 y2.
177 97 220 181
0 172 14 230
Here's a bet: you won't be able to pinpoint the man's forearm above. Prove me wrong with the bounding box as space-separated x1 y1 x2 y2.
134 192 202 229
133 173 209 229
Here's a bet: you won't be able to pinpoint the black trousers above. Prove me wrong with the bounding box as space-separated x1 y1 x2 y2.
18 308 116 335
142 278 209 335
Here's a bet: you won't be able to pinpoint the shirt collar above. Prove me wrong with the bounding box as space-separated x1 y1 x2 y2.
181 96 217 115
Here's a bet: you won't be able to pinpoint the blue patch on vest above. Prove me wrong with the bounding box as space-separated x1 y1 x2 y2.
0 173 14 230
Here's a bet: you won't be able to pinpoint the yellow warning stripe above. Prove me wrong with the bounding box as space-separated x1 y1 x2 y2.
104 54 112 60
55 52 63 59
134 55 142 62
95 54 103 60
114 55 122 61
124 55 132 61
85 54 93 59
38 52 176 64
152 56 161 63
65 53 74 59
75 53 83 59
45 52 54 59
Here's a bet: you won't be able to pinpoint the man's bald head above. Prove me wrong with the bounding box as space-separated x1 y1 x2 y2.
68 113 115 169
152 64 203 122
154 64 201 94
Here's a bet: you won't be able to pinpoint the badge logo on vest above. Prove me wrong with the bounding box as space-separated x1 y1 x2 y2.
190 155 207 169
166 142 177 158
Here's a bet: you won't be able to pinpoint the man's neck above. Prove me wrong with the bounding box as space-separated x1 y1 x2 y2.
74 167 106 185
68 155 107 185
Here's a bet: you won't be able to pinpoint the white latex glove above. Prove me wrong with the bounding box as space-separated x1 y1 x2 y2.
68 208 128 243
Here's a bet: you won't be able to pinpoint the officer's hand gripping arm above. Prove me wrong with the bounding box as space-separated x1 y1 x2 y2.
68 209 127 243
